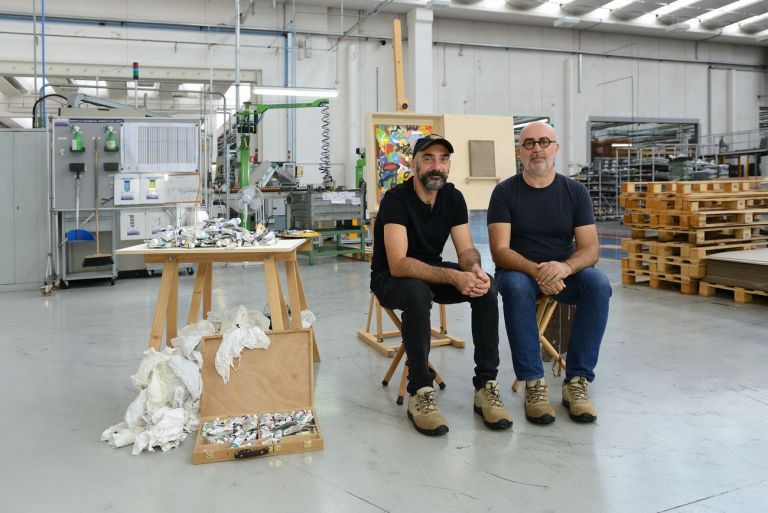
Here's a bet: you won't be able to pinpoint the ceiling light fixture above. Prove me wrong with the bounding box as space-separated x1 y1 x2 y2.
666 22 691 31
651 0 700 18
251 86 339 98
698 0 761 24
553 16 580 28
603 0 635 11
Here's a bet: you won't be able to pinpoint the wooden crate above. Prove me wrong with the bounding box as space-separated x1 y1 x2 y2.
193 329 322 464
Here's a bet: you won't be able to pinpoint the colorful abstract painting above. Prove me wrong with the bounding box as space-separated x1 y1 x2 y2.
374 124 432 203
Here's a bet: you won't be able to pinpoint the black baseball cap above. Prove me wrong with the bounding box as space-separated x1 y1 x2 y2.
412 134 454 156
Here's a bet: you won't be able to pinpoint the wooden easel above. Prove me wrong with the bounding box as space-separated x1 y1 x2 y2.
357 292 464 357
357 20 464 358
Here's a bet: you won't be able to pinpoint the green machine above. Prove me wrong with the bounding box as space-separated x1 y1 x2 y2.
236 99 331 228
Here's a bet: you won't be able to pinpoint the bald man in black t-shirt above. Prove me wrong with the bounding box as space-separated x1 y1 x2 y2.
488 122 612 426
371 134 512 437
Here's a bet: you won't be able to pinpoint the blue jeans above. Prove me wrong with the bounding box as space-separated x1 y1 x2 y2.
495 267 611 382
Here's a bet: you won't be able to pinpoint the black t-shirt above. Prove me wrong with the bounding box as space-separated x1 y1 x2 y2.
371 178 468 272
486 173 594 264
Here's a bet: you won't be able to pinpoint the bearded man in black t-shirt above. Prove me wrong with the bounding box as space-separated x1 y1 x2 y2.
371 134 512 436
488 122 612 425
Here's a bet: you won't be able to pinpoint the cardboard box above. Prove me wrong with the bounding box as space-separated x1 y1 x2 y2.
119 211 146 240
193 329 322 464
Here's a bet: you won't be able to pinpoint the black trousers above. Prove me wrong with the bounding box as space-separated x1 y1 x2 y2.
371 262 500 395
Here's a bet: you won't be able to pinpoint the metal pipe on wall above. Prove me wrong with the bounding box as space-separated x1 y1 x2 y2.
32 0 38 104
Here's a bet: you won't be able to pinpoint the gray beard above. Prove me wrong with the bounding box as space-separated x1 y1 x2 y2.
420 173 446 191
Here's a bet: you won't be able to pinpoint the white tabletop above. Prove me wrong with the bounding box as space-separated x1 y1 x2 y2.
116 238 306 256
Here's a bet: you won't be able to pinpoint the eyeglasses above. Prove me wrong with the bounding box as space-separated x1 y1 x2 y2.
521 137 556 150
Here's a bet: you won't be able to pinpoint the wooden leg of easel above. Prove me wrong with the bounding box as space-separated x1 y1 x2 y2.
364 293 374 333
148 258 176 351
439 304 447 334
187 263 209 325
376 297 384 338
382 344 406 386
397 362 409 405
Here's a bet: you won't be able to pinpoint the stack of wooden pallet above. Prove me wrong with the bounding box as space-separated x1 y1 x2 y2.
620 179 768 295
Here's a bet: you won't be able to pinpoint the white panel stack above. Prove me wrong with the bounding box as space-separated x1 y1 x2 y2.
121 122 199 174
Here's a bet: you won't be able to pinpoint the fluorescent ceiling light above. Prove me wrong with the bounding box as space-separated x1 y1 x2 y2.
514 118 549 129
251 86 339 98
727 12 768 30
611 143 632 147
698 0 761 23
666 22 691 31
179 83 205 92
554 16 580 28
651 0 700 17
72 79 107 87
603 0 636 11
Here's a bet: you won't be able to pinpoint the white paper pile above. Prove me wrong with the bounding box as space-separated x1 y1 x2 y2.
102 304 315 456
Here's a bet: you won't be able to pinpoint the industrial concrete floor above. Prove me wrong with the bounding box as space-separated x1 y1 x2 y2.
2 221 767 513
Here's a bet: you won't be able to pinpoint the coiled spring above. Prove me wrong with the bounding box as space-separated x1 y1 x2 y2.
320 103 332 188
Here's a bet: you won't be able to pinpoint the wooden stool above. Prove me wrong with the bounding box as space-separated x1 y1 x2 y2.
357 292 464 357
511 297 567 392
379 307 447 405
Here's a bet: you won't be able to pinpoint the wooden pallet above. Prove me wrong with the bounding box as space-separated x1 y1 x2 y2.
622 179 763 195
622 269 699 295
624 210 768 229
675 195 768 213
699 281 768 304
680 239 768 260
622 254 706 279
630 225 768 244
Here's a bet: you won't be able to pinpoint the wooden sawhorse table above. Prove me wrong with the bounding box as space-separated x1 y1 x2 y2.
117 239 319 361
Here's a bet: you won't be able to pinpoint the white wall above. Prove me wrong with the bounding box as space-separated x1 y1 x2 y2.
0 0 766 183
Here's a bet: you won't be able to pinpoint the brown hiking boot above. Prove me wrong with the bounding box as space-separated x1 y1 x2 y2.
407 386 449 436
524 378 555 425
474 380 513 430
562 376 597 423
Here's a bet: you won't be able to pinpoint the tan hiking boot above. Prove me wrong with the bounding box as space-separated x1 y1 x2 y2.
562 376 597 423
474 380 513 430
524 378 556 425
407 386 449 436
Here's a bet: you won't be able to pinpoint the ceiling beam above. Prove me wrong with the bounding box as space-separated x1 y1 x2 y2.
0 61 259 83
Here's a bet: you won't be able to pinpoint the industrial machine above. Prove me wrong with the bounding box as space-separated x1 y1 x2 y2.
232 99 332 229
